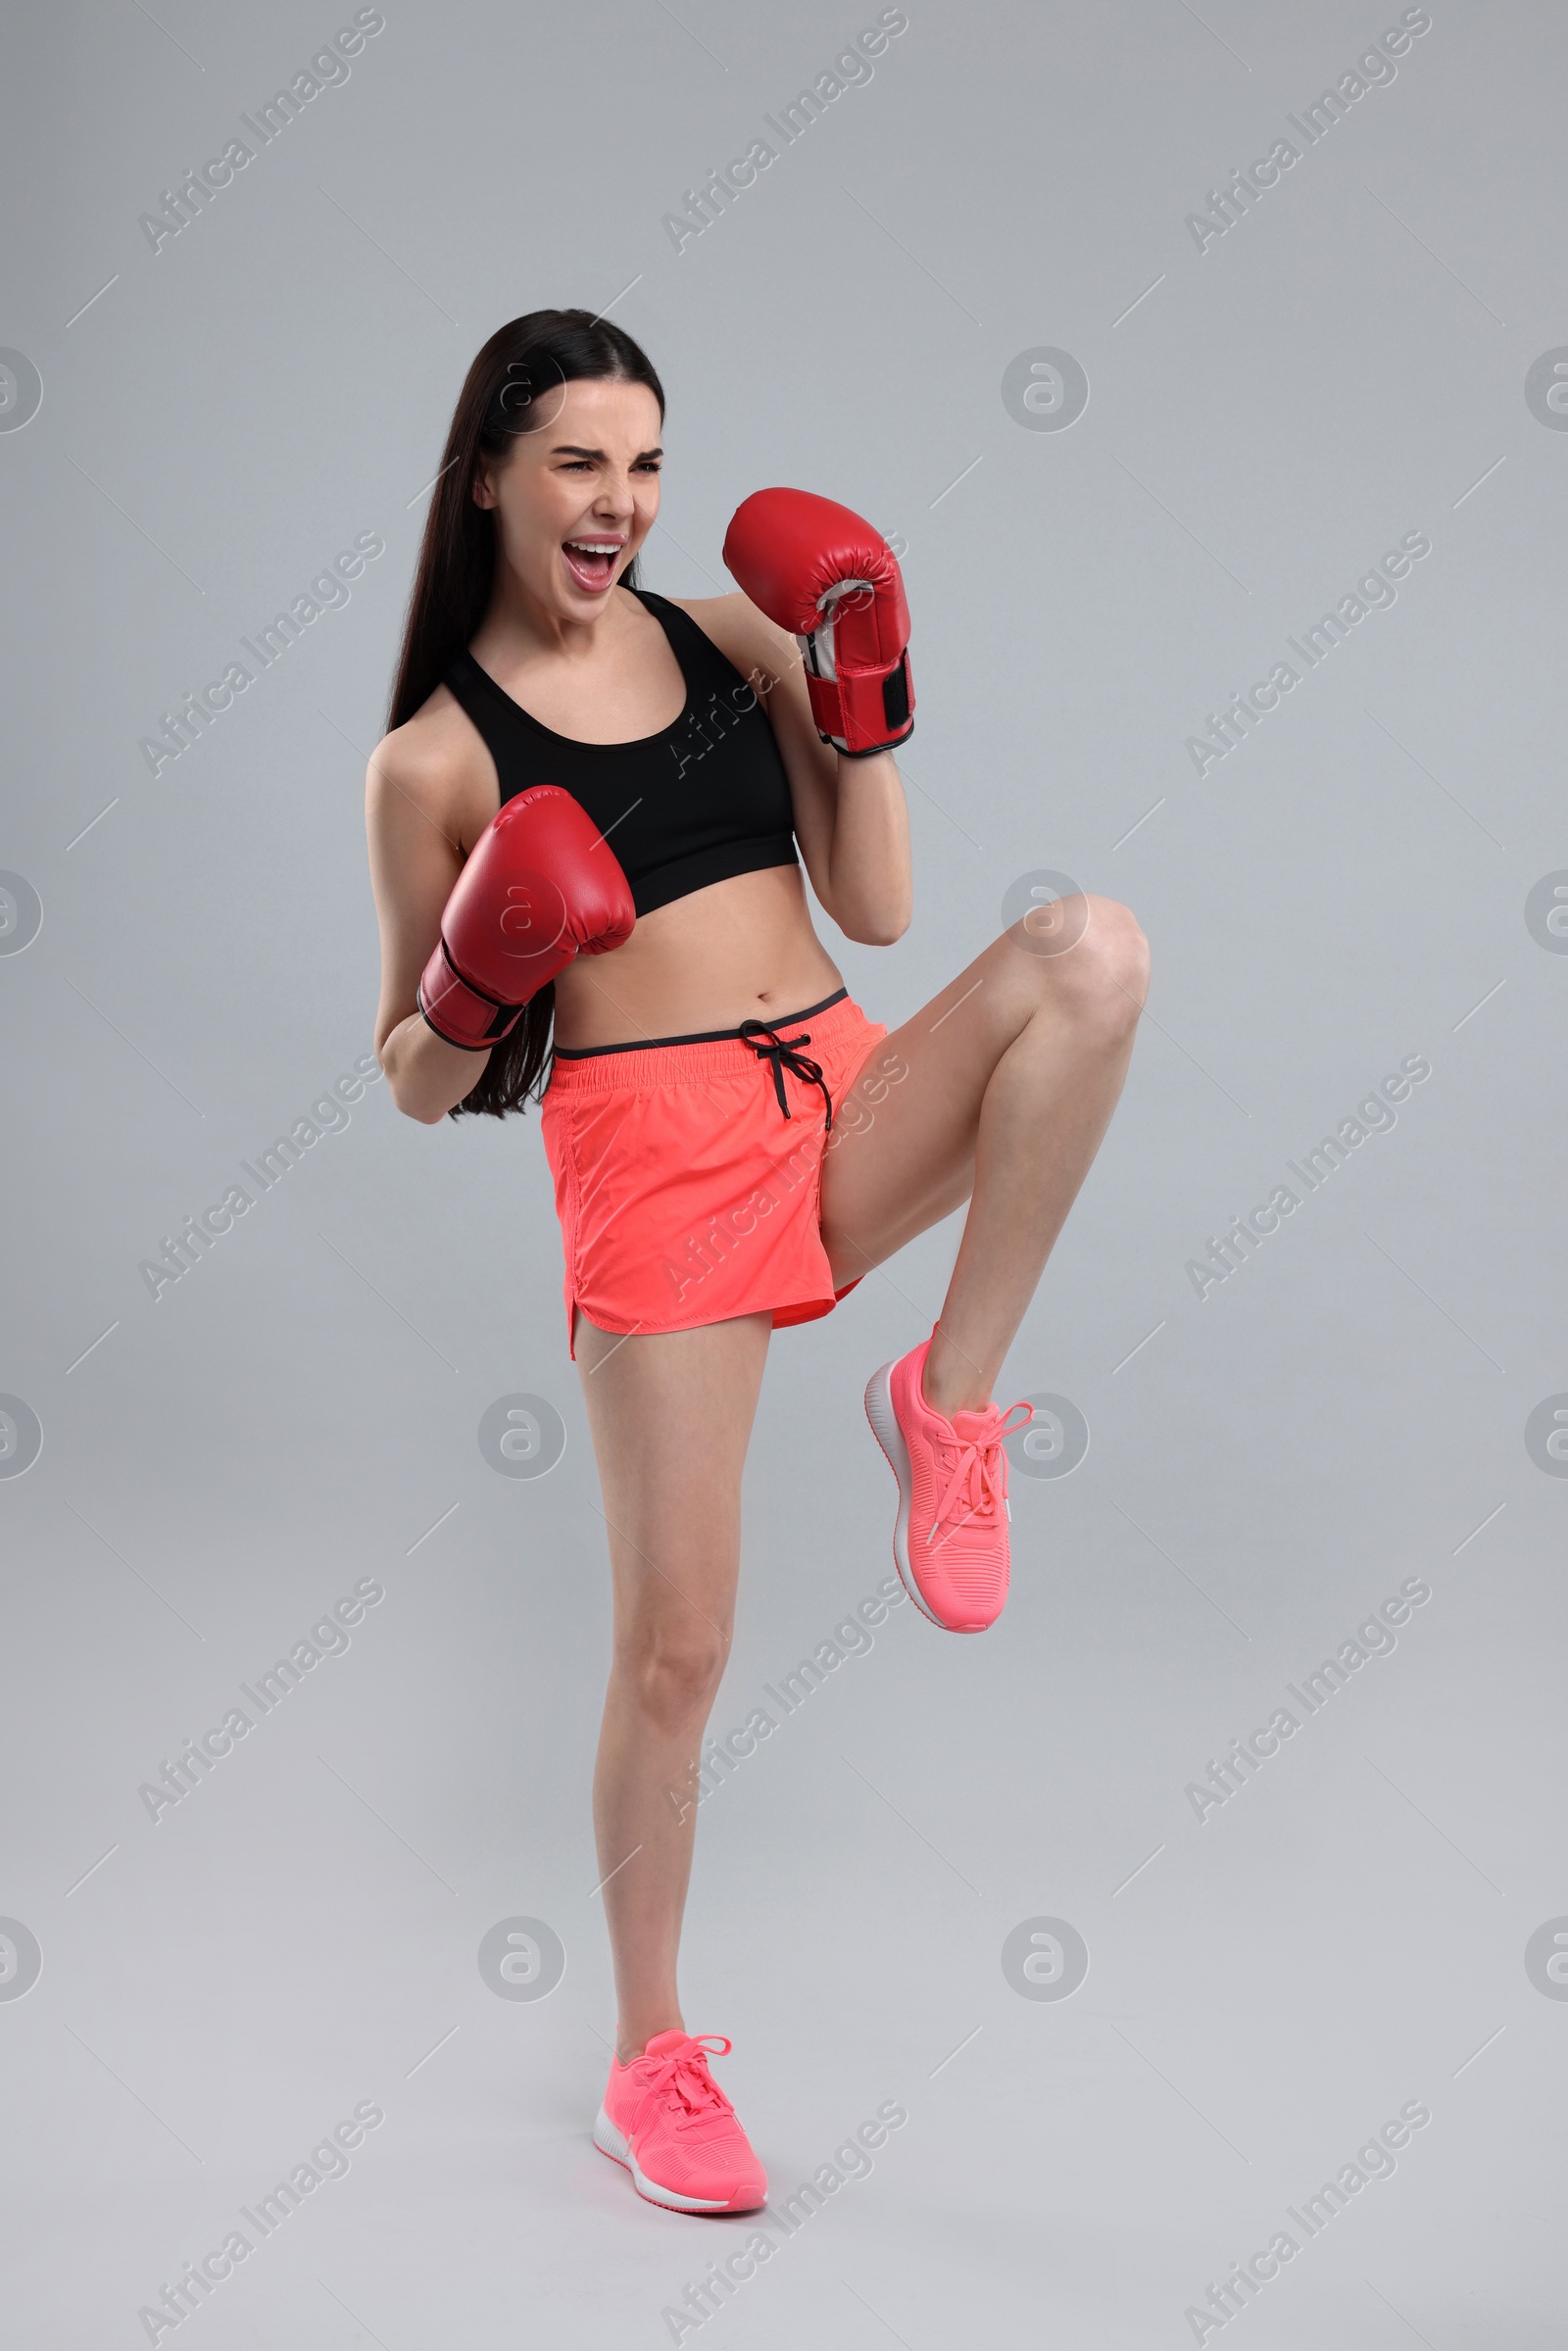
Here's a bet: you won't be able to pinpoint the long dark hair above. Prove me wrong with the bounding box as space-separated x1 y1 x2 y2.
386 308 665 1117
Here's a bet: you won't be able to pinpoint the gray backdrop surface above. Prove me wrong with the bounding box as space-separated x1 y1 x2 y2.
2 1 1565 2343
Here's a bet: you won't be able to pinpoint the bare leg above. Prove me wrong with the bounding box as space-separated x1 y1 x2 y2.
820 896 1150 1416
573 1307 772 2063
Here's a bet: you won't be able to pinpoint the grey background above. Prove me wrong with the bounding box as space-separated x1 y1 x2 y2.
2 1 1564 2342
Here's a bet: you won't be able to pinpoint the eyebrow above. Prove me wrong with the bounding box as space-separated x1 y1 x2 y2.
550 444 663 461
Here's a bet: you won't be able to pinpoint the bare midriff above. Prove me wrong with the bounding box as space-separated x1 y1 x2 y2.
550 861 844 1049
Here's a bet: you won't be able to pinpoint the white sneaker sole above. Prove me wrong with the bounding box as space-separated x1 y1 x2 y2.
863 1360 954 1631
592 2106 750 2213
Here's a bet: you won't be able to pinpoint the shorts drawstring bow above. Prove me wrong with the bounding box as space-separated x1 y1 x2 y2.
737 1019 834 1129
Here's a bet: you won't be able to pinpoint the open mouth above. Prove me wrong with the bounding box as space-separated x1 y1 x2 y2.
562 539 623 594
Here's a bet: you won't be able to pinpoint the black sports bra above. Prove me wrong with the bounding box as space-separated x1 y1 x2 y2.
442 589 799 916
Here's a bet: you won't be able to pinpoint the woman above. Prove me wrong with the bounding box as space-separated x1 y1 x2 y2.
367 309 1149 2216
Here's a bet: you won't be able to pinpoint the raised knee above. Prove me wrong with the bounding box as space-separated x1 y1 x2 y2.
1043 895 1146 1027
1084 896 1150 1006
1006 893 1148 1028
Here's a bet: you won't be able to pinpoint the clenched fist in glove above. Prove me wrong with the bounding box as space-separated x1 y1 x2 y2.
417 785 634 1051
722 487 914 759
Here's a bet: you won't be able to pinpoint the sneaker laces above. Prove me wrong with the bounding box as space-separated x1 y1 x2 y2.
644 2034 734 2127
930 1402 1034 1544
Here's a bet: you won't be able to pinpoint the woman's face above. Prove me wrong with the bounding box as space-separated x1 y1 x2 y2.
473 374 663 620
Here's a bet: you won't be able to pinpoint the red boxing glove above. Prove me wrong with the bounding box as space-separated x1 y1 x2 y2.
418 785 634 1051
722 487 914 758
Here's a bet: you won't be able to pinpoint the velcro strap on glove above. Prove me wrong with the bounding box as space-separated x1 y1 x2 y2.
416 941 523 1051
805 654 915 758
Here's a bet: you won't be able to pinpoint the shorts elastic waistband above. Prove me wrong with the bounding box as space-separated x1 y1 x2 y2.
546 989 857 1095
553 987 848 1059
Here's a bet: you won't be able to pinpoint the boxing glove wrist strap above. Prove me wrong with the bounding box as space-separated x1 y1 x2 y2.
416 939 524 1052
804 656 914 759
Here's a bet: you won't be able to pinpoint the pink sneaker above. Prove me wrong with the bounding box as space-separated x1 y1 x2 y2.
864 1335 1033 1632
593 2030 767 2214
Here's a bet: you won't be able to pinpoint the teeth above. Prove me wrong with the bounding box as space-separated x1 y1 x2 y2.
566 542 620 555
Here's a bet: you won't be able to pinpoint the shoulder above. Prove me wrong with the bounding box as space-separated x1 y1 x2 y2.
662 589 797 695
365 682 487 849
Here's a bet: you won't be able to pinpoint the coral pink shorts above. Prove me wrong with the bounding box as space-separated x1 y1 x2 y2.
540 989 889 1352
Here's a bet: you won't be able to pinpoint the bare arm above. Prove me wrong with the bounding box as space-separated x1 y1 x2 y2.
366 731 493 1124
676 592 912 947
